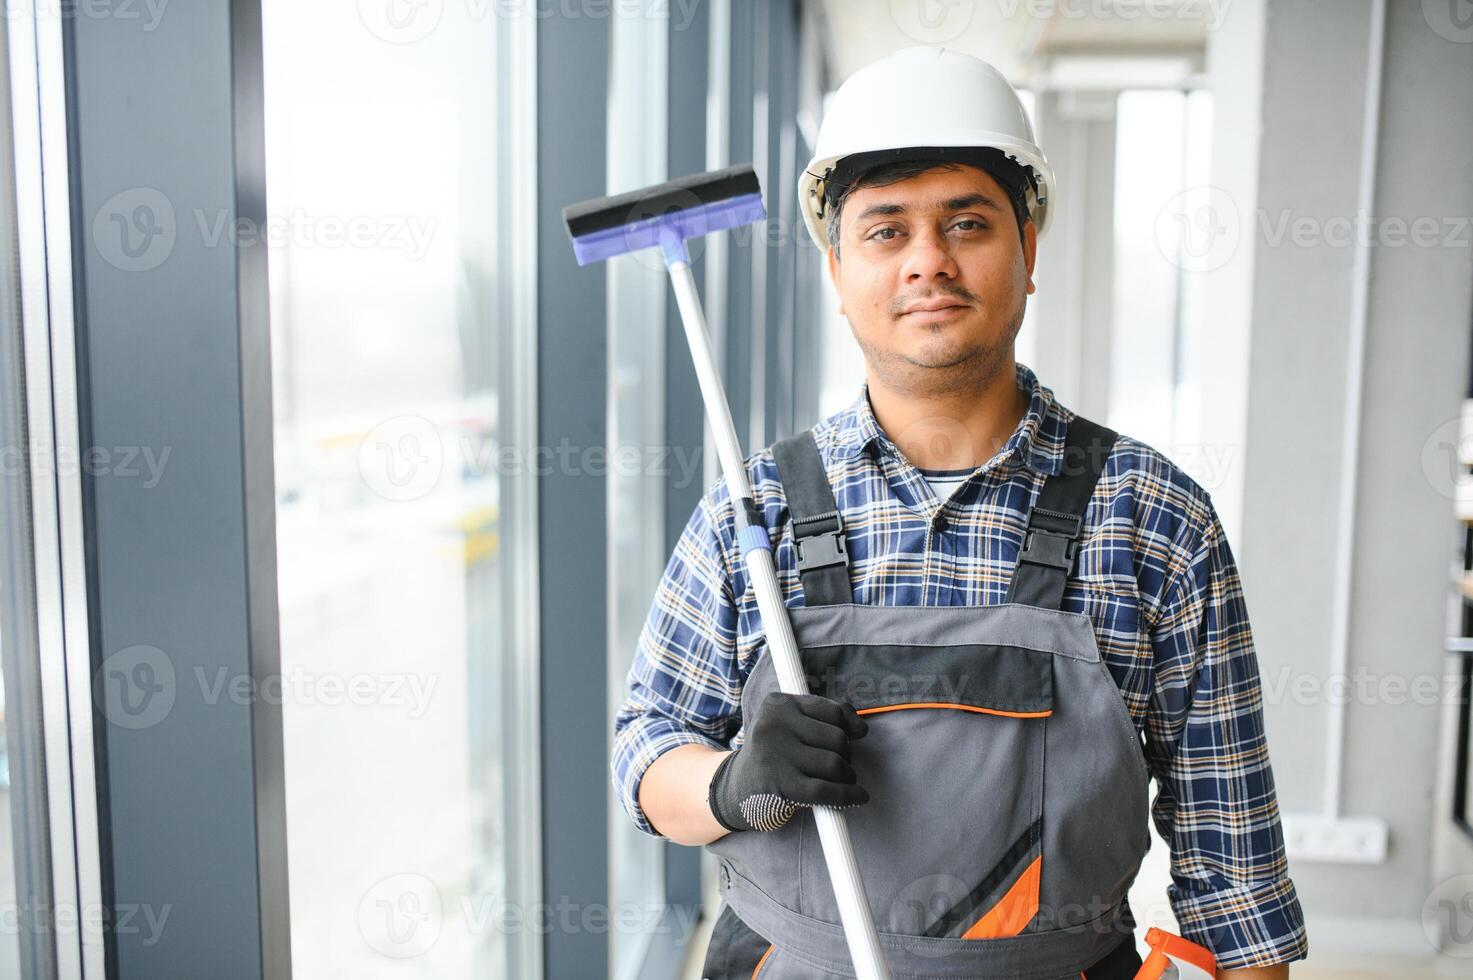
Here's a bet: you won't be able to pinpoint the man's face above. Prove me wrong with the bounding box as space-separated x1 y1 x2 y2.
826 163 1038 397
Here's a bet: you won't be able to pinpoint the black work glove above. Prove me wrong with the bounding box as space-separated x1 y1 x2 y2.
708 691 870 833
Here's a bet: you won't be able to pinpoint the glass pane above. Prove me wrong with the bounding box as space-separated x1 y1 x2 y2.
261 6 531 978
1110 88 1214 456
606 9 670 980
0 13 54 976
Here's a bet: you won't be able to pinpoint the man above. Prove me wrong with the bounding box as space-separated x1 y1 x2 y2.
613 47 1307 979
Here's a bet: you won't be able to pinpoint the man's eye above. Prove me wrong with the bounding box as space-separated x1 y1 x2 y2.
868 227 900 241
951 219 986 232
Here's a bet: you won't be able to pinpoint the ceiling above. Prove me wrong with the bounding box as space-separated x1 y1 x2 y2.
818 0 1210 91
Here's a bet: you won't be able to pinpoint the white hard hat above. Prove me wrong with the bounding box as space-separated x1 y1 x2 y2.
798 46 1055 251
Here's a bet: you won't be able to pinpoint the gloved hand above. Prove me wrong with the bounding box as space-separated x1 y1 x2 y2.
708 691 870 832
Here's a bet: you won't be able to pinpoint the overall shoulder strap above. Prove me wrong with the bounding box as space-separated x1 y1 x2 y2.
1004 415 1118 610
771 429 852 606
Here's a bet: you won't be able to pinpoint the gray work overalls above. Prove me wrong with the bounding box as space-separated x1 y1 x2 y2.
702 415 1151 980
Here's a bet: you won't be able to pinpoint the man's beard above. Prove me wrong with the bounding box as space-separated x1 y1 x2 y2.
858 294 1026 399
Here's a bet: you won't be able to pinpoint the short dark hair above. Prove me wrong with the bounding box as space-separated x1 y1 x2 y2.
825 158 1028 260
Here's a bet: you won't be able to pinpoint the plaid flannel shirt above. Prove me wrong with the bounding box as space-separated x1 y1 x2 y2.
611 361 1309 970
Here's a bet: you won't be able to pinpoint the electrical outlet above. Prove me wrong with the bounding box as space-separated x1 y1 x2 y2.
1281 814 1389 863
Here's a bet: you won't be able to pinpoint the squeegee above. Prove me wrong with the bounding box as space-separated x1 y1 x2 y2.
563 166 891 980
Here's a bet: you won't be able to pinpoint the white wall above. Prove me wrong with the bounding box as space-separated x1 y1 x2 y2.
1220 0 1473 956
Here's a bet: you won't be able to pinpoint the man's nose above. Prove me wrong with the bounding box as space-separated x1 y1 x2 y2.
900 229 959 281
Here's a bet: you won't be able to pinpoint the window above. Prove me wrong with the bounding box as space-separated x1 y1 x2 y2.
606 9 672 980
261 5 538 977
1110 89 1214 455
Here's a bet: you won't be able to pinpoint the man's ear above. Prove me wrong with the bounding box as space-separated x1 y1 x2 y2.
826 243 844 315
1022 218 1038 295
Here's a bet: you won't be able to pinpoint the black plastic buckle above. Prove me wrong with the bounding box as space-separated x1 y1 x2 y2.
1020 512 1082 572
793 511 849 572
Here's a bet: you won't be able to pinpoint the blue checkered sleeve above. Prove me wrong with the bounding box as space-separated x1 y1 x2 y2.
611 486 742 838
1147 499 1310 970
